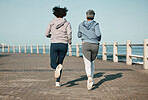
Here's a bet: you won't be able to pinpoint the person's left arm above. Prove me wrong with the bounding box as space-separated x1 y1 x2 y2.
45 23 52 38
78 24 82 38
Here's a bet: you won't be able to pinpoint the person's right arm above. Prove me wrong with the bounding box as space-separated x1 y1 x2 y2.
67 23 72 45
95 23 101 41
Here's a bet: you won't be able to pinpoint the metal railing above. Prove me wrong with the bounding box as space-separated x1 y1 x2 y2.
69 39 148 69
1 39 148 69
100 39 147 69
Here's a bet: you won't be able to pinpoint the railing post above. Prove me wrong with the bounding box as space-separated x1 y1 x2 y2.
143 39 148 69
2 45 4 53
25 45 27 53
13 45 15 53
76 43 79 57
19 45 21 53
43 44 45 54
8 45 10 53
31 45 33 53
69 45 72 56
102 42 107 60
37 44 39 54
113 41 118 62
126 40 132 65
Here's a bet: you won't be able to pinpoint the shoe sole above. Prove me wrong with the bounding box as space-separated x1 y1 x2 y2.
87 78 93 90
55 85 61 87
54 64 62 78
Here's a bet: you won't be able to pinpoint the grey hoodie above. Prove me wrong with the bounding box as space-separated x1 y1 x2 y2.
45 18 72 44
78 20 101 44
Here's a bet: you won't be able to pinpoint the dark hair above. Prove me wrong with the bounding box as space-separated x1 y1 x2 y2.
52 6 68 18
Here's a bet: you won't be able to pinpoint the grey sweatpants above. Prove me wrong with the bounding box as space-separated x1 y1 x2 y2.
82 42 99 78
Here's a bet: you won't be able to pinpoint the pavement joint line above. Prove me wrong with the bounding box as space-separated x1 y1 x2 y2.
0 53 148 100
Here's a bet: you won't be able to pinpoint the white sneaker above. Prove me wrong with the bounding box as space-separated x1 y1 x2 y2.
55 82 61 87
87 77 93 90
54 64 62 78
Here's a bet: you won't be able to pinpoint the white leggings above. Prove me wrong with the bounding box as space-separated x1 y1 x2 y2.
83 55 95 78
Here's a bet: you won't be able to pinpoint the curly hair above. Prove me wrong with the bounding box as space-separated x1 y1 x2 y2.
52 6 68 18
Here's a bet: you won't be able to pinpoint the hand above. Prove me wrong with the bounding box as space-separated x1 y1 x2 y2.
46 34 51 38
69 42 72 45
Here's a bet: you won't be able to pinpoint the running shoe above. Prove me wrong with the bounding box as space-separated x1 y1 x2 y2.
55 82 61 87
87 77 93 90
54 64 62 78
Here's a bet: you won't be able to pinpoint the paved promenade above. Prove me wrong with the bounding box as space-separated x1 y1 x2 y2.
0 53 148 100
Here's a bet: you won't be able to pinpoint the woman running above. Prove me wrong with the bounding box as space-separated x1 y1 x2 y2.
45 6 72 87
78 9 101 90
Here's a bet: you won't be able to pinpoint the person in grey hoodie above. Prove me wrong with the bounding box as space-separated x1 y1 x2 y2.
45 6 72 87
78 10 101 90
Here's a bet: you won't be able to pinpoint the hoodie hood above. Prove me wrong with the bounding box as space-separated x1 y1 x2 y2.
52 18 67 29
82 20 96 30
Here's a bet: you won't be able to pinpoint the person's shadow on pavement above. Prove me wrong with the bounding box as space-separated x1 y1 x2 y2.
62 72 105 87
92 73 123 90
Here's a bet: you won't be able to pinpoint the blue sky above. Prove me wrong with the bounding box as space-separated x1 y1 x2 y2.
0 0 148 45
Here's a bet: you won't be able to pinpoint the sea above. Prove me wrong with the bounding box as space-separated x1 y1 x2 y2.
0 45 143 63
